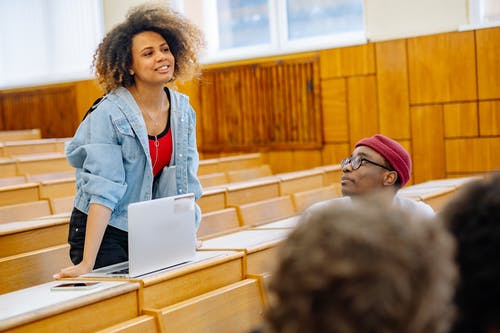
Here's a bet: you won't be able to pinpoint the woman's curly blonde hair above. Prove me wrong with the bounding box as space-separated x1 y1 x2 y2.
93 2 205 93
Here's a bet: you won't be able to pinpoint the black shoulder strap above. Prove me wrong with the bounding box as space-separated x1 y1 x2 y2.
81 96 104 122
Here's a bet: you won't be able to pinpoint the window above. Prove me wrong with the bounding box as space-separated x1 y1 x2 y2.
466 0 500 29
198 0 365 63
0 0 103 89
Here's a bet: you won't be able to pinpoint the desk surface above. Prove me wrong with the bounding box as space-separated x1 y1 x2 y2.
253 216 300 229
200 229 291 253
140 250 243 286
0 280 139 331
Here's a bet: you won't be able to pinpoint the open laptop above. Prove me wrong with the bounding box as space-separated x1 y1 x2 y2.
83 193 197 278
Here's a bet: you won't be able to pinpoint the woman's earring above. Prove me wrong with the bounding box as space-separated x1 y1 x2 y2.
129 70 134 75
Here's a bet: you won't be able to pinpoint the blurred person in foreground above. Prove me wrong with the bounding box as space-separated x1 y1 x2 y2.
440 172 500 333
257 197 457 333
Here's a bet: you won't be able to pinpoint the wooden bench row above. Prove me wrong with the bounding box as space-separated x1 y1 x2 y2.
0 174 485 332
0 223 295 332
0 183 341 293
0 129 42 142
0 138 69 158
198 166 342 213
0 152 73 179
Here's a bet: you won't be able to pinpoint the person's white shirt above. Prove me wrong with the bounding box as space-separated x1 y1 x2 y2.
307 195 435 220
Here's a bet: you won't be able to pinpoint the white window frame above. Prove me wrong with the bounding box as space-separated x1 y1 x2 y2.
199 0 366 64
460 0 500 31
0 0 103 89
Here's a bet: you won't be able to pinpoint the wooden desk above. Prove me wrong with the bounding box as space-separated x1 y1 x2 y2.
198 187 227 213
237 196 297 227
2 139 59 157
15 153 72 176
199 172 228 188
399 186 457 211
276 169 325 195
0 200 52 223
0 280 140 333
76 251 245 310
0 176 25 187
137 251 245 309
291 185 341 212
198 158 220 175
226 164 272 183
0 217 69 257
146 278 265 333
0 244 73 294
253 215 300 229
0 129 41 142
314 164 342 185
198 208 242 238
218 153 263 172
225 177 280 206
0 158 17 177
0 183 39 206
95 315 159 333
199 229 291 275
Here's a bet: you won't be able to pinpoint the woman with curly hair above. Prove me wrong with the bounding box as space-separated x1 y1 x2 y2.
257 198 457 333
54 2 205 278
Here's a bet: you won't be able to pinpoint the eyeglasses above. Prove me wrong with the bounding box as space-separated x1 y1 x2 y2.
341 156 393 171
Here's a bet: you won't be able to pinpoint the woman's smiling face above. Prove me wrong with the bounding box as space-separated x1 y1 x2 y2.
130 31 175 86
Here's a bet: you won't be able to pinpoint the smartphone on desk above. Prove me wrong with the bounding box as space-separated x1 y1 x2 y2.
51 282 101 291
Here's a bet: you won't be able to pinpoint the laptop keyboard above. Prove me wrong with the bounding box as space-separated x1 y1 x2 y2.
110 268 129 275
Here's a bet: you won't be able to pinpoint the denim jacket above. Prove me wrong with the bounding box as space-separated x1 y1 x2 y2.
66 86 202 231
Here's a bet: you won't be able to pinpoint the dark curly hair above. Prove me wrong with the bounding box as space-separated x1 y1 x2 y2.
263 198 457 333
440 172 500 333
93 2 205 92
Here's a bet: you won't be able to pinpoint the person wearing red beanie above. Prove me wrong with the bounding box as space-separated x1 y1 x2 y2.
309 134 435 218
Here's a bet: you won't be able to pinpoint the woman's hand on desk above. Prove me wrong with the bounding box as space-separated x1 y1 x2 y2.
53 261 93 279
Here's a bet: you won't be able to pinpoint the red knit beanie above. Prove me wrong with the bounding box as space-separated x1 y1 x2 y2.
355 134 411 187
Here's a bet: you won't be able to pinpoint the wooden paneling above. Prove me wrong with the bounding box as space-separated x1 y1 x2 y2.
321 78 348 142
322 143 350 165
74 80 103 123
267 149 322 174
407 31 477 104
411 105 446 183
347 75 379 146
445 138 500 173
476 27 500 100
479 100 500 136
376 39 410 139
443 102 479 138
199 56 321 152
0 85 78 138
319 43 375 79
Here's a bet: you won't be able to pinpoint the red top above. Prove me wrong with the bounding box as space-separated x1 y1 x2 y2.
148 123 172 177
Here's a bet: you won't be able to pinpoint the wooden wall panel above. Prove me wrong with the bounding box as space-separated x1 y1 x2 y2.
376 39 410 139
74 80 103 123
347 75 379 146
445 138 500 173
443 102 478 138
199 56 321 152
321 78 348 142
322 143 350 166
0 85 78 138
319 44 375 79
411 105 446 183
479 100 500 136
407 31 477 104
267 149 322 173
476 27 500 100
